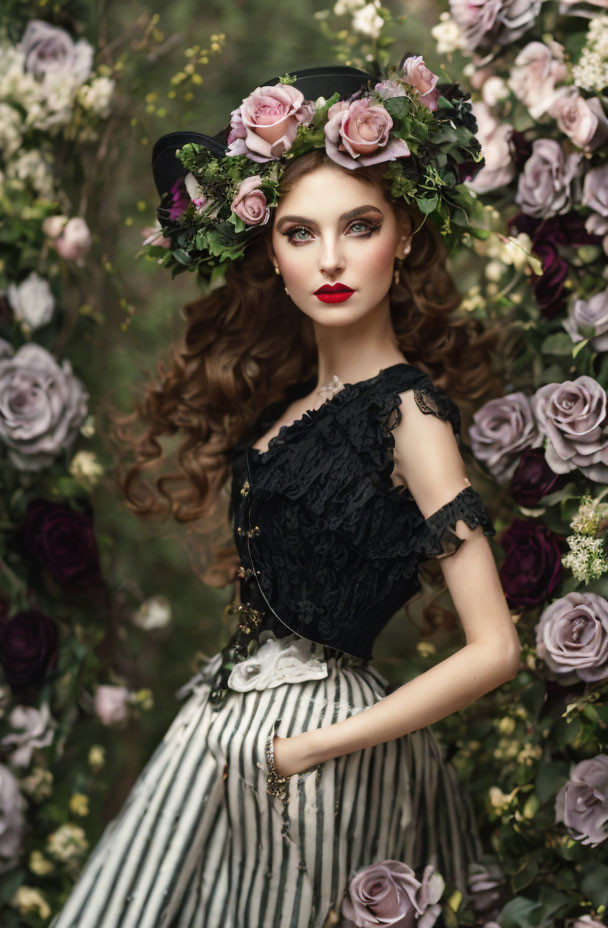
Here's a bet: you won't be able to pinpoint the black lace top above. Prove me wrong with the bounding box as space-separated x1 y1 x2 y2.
227 362 496 662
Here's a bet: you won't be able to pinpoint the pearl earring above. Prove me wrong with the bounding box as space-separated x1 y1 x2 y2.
273 265 280 275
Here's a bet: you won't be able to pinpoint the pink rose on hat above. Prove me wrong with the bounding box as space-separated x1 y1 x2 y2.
401 55 441 112
231 175 269 226
227 84 315 163
324 98 410 169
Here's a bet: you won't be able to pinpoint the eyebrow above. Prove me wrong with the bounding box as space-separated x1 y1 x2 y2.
275 204 384 231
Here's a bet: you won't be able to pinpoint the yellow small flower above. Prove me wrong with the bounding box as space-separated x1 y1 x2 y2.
29 849 54 876
497 716 516 735
88 745 106 768
69 792 90 816
416 641 437 658
11 886 51 919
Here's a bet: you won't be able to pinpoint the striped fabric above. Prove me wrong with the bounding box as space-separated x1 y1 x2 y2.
50 643 482 928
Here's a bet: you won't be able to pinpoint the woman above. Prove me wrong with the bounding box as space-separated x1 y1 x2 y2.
51 64 520 928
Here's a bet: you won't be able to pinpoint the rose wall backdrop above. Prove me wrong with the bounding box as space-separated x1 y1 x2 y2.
1 0 608 926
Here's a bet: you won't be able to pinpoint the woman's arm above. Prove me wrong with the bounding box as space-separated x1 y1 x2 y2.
273 389 521 776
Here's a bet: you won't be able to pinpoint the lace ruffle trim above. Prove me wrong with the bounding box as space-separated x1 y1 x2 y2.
415 485 497 560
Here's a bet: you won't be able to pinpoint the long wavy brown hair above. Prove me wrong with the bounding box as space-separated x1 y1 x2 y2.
112 148 505 638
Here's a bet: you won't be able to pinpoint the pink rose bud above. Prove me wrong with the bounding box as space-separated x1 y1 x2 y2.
94 685 130 726
54 217 92 266
402 55 441 111
231 174 270 226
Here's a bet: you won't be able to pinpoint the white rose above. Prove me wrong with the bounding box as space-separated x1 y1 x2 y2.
93 685 130 726
131 595 172 631
0 703 57 768
42 214 69 238
352 1 384 37
481 76 509 107
7 271 55 331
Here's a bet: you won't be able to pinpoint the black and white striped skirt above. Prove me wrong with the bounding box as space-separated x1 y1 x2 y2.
50 631 483 928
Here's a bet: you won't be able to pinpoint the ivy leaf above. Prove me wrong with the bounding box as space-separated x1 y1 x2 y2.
416 194 438 214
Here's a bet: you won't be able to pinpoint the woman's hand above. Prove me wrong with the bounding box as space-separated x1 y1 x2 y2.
272 733 319 778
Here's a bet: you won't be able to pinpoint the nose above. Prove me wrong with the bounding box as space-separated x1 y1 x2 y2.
318 234 345 278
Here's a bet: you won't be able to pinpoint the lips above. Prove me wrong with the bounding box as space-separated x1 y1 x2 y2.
314 283 354 294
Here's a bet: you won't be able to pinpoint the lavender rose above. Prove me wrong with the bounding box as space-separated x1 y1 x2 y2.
341 859 444 928
401 56 440 111
0 702 57 767
536 592 608 683
468 392 543 483
531 376 608 482
450 0 541 51
583 164 608 238
516 139 583 218
231 175 270 226
0 609 59 692
467 857 506 918
499 519 563 608
324 98 410 170
374 80 407 100
550 91 608 152
6 271 55 332
22 498 103 591
21 18 93 85
507 41 568 119
0 763 25 873
555 755 608 846
563 286 608 352
226 84 314 162
467 102 514 194
0 343 88 471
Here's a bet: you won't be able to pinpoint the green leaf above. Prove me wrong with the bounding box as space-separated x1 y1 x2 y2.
498 896 543 928
582 864 608 908
540 333 575 356
511 857 539 894
416 194 438 214
172 248 192 266
535 761 569 804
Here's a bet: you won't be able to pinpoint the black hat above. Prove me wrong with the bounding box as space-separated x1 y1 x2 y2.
151 65 375 200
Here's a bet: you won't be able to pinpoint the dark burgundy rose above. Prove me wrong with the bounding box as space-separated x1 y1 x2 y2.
508 211 602 316
457 159 481 183
499 518 564 608
0 293 11 327
531 241 570 316
508 130 533 171
510 448 567 507
0 609 59 691
22 499 103 592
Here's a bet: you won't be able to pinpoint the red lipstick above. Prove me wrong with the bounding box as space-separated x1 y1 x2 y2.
314 282 355 304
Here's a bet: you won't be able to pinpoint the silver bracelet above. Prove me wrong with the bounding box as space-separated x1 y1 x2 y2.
265 730 289 803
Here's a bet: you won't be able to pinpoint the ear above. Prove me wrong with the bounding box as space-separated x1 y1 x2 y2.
394 214 413 260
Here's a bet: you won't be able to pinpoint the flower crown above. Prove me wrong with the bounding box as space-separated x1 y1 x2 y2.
147 56 486 283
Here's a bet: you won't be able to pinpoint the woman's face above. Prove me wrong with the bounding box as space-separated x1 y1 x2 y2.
269 165 408 327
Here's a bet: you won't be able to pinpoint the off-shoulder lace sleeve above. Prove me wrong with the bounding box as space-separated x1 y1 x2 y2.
415 484 497 560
